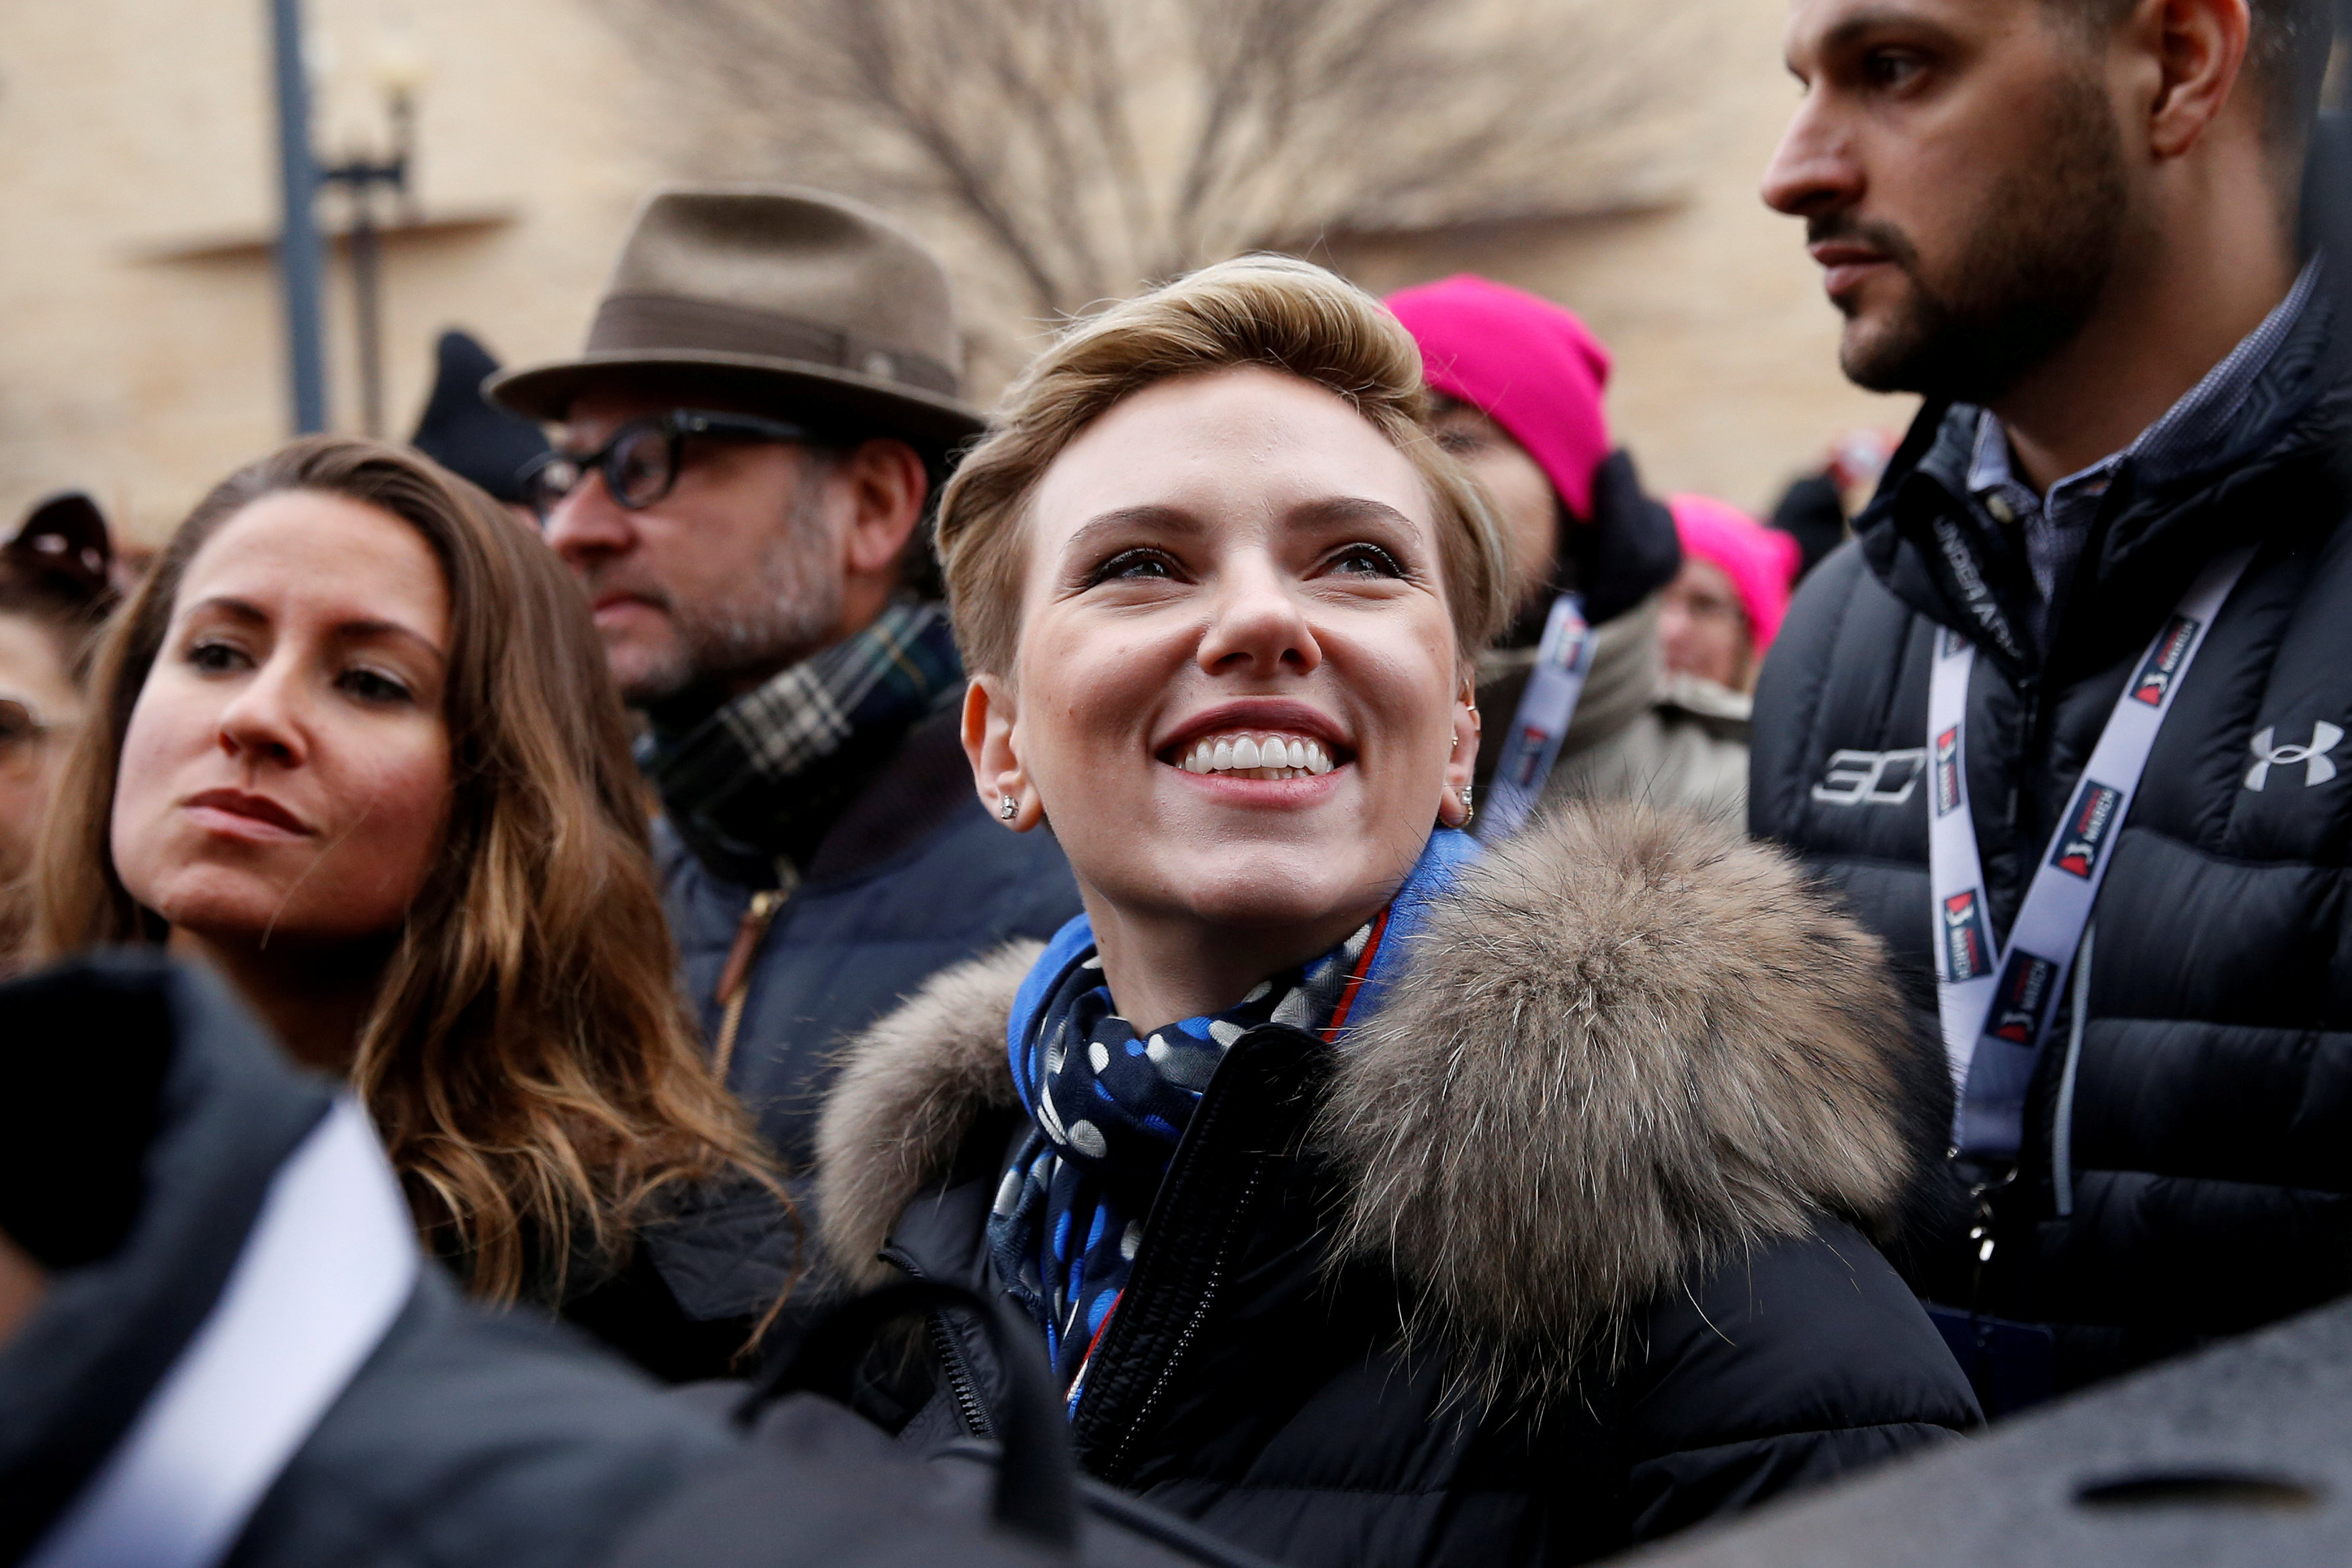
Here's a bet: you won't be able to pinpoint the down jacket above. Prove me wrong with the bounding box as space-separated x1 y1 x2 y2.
1472 449 1749 825
1749 294 2352 1389
814 803 1980 1568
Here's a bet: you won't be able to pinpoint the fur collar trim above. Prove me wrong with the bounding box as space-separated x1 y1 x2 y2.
814 801 1935 1391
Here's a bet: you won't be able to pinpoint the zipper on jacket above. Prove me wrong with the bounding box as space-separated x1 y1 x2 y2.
1070 1024 1329 1484
880 1246 997 1442
711 883 790 1081
1103 1162 1261 1481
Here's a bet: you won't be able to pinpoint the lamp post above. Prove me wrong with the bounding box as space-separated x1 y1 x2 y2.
265 4 423 438
266 0 328 435
319 82 415 439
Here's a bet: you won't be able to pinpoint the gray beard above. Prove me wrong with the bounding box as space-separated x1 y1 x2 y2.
626 490 846 707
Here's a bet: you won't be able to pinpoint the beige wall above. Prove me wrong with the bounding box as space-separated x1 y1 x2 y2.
2 0 1910 546
1322 1 1919 516
0 0 663 543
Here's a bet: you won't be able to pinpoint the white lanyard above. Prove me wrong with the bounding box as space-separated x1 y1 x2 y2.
1484 592 1596 840
28 1096 419 1568
1929 548 2252 1161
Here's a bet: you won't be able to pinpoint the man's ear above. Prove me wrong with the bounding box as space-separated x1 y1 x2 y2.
964 674 1040 831
839 437 931 577
2134 0 2252 159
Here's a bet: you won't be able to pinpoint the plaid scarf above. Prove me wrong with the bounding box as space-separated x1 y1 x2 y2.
642 601 963 885
988 828 1479 1412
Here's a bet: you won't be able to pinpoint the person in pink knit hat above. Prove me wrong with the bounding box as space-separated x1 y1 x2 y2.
1385 274 1751 823
1663 494 1802 695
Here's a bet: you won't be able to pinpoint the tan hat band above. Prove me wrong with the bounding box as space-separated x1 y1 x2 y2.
586 293 958 397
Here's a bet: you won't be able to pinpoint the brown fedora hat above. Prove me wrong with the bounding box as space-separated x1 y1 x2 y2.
487 185 983 452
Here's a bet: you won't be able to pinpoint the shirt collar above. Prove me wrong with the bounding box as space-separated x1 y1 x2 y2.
1967 254 2323 508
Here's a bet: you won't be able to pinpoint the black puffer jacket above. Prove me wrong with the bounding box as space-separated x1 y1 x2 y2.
814 805 1979 1568
1750 296 2352 1389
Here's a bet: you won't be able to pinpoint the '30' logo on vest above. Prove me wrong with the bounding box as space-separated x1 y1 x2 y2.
2245 722 2345 791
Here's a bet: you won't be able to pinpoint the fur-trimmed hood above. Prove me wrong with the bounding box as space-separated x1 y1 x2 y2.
814 800 1944 1387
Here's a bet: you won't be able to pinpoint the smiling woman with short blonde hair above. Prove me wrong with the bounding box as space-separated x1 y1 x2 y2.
937 255 1509 679
815 256 1976 1568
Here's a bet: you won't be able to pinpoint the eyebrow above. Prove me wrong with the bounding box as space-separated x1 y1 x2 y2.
186 595 448 666
1814 5 1951 57
1062 494 1419 556
1061 505 1206 560
1286 495 1419 533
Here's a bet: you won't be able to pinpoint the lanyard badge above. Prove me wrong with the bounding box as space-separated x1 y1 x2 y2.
1484 593 1596 841
1929 548 2253 1162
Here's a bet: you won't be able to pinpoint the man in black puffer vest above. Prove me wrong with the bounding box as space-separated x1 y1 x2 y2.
1754 0 2346 1403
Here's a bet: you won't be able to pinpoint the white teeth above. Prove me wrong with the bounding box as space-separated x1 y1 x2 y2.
1174 731 1341 779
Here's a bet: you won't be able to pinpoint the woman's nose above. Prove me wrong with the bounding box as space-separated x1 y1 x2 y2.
1197 562 1321 677
214 659 309 767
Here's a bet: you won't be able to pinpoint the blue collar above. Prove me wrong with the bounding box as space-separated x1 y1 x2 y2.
1005 827 1478 1077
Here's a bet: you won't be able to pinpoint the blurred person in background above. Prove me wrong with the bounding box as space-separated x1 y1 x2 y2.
409 327 554 527
814 257 1976 1568
1660 492 1800 695
1385 275 1752 824
32 437 784 1380
493 187 1080 1207
1768 425 1899 579
1758 0 2347 1405
0 494 115 971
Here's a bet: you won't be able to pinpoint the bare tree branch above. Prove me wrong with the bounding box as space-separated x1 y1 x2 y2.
598 0 1693 370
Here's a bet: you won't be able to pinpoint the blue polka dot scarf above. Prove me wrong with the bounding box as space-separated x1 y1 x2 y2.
986 829 1479 1411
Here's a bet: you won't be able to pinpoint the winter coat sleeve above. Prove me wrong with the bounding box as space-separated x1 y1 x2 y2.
226 1270 743 1568
1615 1217 1980 1546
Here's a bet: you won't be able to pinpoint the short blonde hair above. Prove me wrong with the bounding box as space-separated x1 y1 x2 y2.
937 255 1509 677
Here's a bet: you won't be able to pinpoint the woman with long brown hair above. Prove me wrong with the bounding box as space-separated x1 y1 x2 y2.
36 435 790 1377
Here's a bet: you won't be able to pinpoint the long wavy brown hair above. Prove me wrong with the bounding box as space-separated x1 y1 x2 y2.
36 435 785 1304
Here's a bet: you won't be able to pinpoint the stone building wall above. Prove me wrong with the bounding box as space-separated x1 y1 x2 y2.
0 0 1910 545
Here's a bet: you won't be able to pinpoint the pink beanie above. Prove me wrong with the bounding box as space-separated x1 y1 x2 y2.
1668 494 1801 652
1383 275 1613 520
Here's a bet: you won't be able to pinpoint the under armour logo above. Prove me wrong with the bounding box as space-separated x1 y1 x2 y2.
2246 722 2344 790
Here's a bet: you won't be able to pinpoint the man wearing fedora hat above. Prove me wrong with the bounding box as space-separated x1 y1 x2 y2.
491 187 1079 1299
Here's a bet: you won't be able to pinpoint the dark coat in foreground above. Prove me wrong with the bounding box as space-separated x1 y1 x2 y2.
636 705 1081 1369
1749 296 2352 1389
814 803 1981 1568
0 956 1076 1568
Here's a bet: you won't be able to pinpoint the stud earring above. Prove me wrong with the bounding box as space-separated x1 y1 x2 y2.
999 794 1019 822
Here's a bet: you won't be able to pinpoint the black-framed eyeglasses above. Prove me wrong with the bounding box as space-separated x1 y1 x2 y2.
521 408 814 518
